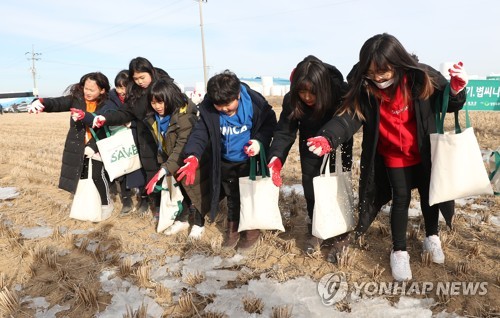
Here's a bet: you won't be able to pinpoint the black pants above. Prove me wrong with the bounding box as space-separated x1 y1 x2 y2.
300 143 352 221
220 159 250 222
81 158 111 206
386 163 439 251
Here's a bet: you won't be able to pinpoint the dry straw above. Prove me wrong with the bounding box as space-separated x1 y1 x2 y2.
267 268 288 283
123 303 148 318
421 251 432 267
154 284 173 305
357 235 369 250
177 292 195 314
455 261 471 277
335 300 351 312
134 265 151 288
73 283 98 308
408 226 420 241
378 224 389 237
242 296 264 314
0 286 19 317
337 247 357 269
119 257 133 277
183 272 206 287
468 243 482 259
78 237 91 253
202 311 227 318
479 210 490 224
371 264 385 280
271 305 292 318
0 274 7 290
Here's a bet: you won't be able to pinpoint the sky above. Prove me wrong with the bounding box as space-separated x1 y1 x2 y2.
1 0 499 97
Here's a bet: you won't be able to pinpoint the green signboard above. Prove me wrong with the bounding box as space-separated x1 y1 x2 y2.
464 79 500 111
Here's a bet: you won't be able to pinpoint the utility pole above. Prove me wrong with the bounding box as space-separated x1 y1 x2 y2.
25 45 42 97
198 0 208 90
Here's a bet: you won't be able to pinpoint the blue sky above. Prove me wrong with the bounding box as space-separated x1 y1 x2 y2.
1 0 499 97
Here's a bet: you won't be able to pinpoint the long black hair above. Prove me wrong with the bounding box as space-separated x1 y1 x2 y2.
126 57 170 105
289 55 344 121
114 69 129 88
341 33 435 121
64 72 110 105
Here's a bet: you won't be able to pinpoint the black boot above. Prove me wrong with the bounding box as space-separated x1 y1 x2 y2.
136 195 149 216
326 232 352 264
304 223 322 254
119 195 133 217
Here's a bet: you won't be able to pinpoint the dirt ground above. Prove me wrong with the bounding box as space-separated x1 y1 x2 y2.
0 100 498 317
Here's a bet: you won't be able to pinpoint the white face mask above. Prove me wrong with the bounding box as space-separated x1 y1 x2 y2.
372 78 394 89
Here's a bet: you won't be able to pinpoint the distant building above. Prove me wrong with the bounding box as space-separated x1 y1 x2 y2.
240 77 290 96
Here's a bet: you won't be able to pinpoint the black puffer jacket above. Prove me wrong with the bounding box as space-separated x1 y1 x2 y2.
319 63 466 236
101 94 161 181
268 60 352 169
40 95 107 193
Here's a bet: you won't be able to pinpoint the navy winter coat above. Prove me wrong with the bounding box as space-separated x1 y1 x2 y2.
183 83 278 219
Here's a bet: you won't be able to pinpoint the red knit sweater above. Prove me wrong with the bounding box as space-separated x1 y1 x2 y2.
377 83 421 168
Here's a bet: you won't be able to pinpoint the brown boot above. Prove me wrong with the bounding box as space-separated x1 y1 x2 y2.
222 221 240 248
237 230 261 250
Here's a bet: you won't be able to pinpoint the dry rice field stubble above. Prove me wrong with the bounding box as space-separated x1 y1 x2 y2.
0 103 498 316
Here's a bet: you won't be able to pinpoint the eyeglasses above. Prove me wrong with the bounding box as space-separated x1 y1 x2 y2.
364 70 394 81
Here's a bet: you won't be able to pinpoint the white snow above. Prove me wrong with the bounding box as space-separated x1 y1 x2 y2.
0 187 19 200
20 226 53 239
4 184 496 317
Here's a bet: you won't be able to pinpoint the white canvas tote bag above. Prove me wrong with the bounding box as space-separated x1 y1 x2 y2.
238 144 284 232
157 175 184 233
312 147 355 240
70 159 112 222
429 84 493 205
90 126 142 182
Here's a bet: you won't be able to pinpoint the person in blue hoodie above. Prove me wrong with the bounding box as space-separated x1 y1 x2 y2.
176 70 277 250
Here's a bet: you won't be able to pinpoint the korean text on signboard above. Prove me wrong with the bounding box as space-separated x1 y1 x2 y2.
464 80 500 111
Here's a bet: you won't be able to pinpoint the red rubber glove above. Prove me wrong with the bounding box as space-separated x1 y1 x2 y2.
70 108 85 121
146 168 167 195
243 139 261 157
267 156 283 187
176 156 198 186
448 61 468 95
93 115 106 128
306 136 332 156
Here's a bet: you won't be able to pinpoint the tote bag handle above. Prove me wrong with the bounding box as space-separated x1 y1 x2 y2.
435 84 470 134
319 146 343 176
87 157 93 179
249 141 268 181
88 112 111 141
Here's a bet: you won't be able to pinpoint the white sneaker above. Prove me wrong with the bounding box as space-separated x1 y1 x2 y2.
163 221 189 236
390 250 412 281
188 225 205 240
101 203 114 220
423 235 445 264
